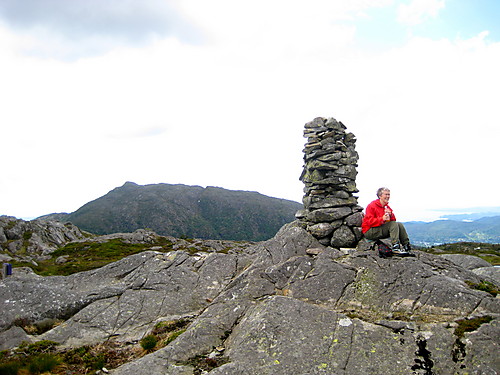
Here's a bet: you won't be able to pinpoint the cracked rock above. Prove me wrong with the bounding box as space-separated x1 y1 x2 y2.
1 217 499 375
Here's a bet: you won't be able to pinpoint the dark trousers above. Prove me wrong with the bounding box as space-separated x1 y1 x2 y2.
364 221 410 245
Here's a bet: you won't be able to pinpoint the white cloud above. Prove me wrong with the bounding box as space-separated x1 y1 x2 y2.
0 0 201 59
397 0 446 26
0 1 499 222
352 33 500 221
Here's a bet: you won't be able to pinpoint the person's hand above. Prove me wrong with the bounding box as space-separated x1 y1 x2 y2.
384 207 391 222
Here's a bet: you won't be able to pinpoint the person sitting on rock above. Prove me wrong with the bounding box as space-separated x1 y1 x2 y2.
361 187 412 254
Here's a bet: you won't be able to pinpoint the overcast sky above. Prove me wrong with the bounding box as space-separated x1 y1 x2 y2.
1 0 499 222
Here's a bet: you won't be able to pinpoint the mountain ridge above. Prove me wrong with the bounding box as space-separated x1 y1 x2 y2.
39 182 302 242
37 181 500 245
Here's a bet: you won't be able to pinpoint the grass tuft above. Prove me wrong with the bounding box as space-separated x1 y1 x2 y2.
140 335 158 351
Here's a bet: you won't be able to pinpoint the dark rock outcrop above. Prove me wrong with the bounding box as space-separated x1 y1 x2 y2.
1 223 498 374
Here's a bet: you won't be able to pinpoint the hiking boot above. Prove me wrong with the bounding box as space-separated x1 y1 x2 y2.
391 243 408 255
403 243 412 252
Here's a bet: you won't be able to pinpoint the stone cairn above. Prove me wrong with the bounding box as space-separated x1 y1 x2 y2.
296 117 363 248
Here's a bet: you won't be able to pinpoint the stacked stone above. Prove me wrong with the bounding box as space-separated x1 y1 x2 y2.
296 117 363 248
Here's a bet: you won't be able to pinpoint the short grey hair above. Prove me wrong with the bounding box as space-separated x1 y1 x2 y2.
376 187 390 198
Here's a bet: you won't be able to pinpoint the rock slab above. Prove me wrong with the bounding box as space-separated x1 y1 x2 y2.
1 223 498 374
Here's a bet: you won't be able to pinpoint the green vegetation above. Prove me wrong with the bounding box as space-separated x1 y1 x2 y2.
20 340 59 356
9 230 249 277
0 341 60 375
5 220 17 230
0 340 130 374
22 231 33 241
405 216 500 245
140 335 158 351
60 342 131 372
465 280 499 297
0 360 21 375
454 316 493 338
43 182 301 241
164 329 186 345
62 346 105 370
422 242 500 265
27 353 60 374
11 237 174 276
152 319 190 335
150 318 190 347
0 318 191 374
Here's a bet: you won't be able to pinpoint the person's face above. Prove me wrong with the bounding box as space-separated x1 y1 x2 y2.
379 190 390 205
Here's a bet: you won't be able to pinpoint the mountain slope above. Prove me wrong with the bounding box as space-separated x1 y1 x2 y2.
41 182 303 241
405 215 500 245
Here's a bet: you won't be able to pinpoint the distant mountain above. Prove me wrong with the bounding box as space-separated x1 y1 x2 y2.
405 215 500 246
439 208 500 221
38 182 500 245
39 182 303 241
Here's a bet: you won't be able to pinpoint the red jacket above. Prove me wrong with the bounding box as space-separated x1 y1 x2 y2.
361 199 396 233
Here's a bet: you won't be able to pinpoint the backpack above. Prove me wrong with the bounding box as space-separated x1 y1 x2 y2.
375 240 392 258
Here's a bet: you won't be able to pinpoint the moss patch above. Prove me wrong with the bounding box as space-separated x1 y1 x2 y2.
465 280 498 297
454 315 493 338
